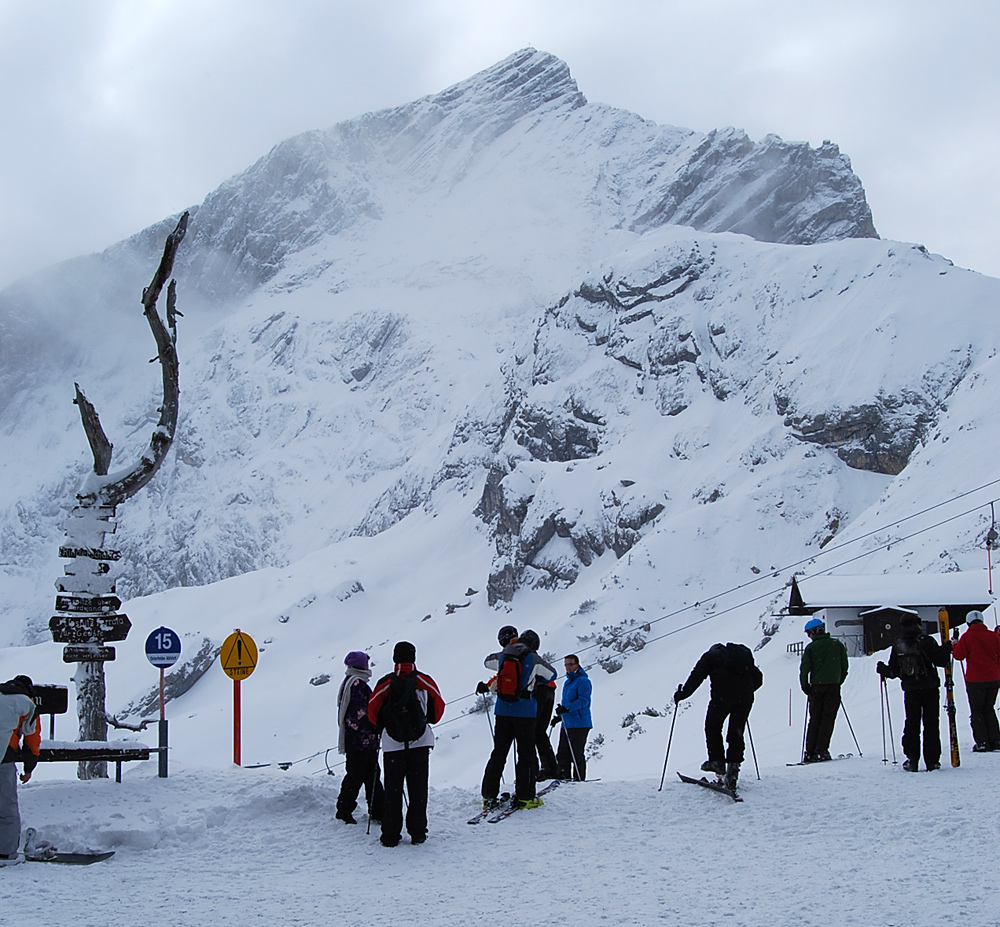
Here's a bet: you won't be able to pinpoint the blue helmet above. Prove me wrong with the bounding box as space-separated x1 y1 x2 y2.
804 617 824 633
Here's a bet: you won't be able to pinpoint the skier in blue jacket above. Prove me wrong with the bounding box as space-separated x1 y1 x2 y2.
479 626 554 810
552 655 592 780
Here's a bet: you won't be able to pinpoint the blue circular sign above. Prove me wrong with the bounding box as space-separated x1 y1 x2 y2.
145 626 181 668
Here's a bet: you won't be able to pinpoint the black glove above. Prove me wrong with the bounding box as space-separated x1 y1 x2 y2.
549 717 560 728
673 685 685 703
555 705 567 715
476 681 490 694
876 661 889 677
801 683 812 696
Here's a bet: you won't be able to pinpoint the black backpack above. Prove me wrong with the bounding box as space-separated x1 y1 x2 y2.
720 643 763 691
380 672 427 743
894 637 929 678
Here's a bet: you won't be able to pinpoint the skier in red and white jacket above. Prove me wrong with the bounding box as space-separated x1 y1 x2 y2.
367 642 445 848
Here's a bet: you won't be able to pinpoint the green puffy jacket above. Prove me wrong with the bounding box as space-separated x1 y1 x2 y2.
800 631 849 688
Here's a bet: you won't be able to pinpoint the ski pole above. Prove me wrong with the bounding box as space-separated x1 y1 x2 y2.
564 727 584 781
880 676 887 764
482 698 505 785
839 699 863 756
658 704 679 791
883 676 897 764
745 720 761 780
801 696 810 762
366 757 380 835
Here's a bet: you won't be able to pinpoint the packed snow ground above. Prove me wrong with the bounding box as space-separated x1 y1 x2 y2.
4 741 998 926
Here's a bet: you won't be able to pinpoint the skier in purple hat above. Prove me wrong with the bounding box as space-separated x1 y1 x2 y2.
336 651 384 825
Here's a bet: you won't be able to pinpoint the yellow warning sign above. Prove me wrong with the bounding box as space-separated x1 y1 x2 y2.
220 630 258 680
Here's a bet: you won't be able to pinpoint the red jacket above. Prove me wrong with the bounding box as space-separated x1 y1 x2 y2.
952 622 1000 683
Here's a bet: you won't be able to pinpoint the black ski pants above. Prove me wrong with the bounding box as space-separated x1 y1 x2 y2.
557 726 590 781
705 695 753 765
965 680 1000 747
482 714 537 801
806 683 841 755
381 746 430 844
337 748 384 820
902 686 941 767
533 686 559 778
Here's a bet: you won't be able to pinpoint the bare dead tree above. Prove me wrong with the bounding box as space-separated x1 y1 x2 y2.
52 212 188 779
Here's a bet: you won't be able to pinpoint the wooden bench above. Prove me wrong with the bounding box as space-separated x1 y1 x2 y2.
17 687 153 782
22 740 153 783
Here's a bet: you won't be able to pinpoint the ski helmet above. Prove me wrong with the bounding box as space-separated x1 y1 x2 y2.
967 610 985 624
498 625 518 646
520 629 540 651
804 617 824 633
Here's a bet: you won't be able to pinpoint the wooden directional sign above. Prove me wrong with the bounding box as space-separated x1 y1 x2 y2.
58 546 122 562
63 644 116 663
220 630 257 680
55 593 122 614
49 613 131 643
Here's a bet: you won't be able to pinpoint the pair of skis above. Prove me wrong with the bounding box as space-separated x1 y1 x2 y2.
939 608 961 768
676 772 742 803
467 778 561 824
786 753 853 766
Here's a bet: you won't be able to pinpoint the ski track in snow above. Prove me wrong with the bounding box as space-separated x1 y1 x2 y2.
5 757 998 926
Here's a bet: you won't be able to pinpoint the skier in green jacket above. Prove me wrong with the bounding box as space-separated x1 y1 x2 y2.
799 618 849 762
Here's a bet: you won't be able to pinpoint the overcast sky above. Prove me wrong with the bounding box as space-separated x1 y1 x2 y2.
2 0 997 291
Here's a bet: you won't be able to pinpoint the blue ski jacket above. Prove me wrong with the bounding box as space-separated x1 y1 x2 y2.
558 666 592 728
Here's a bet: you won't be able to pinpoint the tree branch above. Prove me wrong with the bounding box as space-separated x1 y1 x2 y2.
100 211 189 506
73 384 113 476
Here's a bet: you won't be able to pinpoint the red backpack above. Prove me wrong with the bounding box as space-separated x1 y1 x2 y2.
496 653 527 702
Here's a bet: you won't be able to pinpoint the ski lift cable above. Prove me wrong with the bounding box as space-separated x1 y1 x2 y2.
575 493 1000 668
564 479 1000 659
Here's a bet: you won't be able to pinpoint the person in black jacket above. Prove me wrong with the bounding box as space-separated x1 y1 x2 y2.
674 643 763 791
877 614 951 771
519 629 559 781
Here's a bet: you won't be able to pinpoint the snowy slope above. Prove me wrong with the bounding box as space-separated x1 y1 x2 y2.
5 753 999 926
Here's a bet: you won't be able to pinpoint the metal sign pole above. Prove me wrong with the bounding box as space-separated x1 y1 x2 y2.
234 678 242 766
144 626 180 780
158 667 168 778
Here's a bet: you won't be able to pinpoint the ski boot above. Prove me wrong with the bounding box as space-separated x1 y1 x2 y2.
724 762 740 792
700 758 726 775
516 796 544 810
902 758 920 772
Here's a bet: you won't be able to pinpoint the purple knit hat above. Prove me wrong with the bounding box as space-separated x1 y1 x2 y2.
344 651 369 669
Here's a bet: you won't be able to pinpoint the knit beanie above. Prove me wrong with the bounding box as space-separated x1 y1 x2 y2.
344 651 369 669
393 641 416 663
